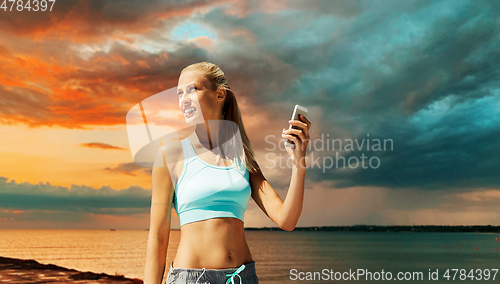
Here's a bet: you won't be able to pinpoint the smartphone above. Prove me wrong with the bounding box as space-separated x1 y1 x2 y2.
285 104 308 148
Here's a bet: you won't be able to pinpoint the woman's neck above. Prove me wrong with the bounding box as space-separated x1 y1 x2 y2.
195 122 217 150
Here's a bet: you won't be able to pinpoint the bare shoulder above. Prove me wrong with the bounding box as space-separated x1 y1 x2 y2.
151 140 184 200
152 139 186 191
154 139 184 168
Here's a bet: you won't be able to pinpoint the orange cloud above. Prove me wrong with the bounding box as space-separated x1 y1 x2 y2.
80 142 126 150
191 36 215 49
227 29 257 43
105 162 151 177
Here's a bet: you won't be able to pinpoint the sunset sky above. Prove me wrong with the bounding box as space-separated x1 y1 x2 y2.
1 0 499 229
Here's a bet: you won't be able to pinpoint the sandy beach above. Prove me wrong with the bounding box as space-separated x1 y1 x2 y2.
0 256 143 283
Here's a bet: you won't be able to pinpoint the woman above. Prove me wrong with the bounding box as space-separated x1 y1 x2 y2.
144 62 311 284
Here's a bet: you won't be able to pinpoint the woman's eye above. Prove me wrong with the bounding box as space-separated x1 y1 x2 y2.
177 87 195 96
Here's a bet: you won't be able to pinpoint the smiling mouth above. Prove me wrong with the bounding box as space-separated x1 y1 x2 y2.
184 107 196 117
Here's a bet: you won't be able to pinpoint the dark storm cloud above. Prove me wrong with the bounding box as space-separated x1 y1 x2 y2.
298 0 500 190
191 0 500 190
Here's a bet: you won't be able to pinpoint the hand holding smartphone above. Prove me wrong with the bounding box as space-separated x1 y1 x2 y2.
285 104 308 149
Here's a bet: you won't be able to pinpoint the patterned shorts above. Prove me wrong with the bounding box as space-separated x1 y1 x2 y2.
165 261 259 284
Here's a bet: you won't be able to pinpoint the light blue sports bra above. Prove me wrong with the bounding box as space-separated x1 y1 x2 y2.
173 136 252 227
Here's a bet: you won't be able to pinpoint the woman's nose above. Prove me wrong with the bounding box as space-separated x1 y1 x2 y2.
179 95 189 105
181 96 192 104
180 100 193 111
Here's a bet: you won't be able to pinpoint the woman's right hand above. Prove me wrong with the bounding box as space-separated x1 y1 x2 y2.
281 114 311 170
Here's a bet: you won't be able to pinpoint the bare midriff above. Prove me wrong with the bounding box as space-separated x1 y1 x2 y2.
171 217 254 269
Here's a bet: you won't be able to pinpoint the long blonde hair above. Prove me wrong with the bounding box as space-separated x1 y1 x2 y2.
180 62 259 174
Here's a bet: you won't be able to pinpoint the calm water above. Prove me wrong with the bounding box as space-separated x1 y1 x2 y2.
0 230 499 283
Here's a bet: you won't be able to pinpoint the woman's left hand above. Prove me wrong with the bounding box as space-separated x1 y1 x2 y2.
281 114 311 170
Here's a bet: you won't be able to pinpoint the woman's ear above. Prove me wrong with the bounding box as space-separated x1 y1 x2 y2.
217 88 227 101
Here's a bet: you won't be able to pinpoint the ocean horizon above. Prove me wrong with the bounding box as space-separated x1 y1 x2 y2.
1 229 499 283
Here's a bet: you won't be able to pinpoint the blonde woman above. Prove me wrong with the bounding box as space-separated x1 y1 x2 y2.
144 62 311 284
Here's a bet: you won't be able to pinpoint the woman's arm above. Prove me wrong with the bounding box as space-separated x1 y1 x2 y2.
250 114 311 231
144 147 176 284
250 165 306 231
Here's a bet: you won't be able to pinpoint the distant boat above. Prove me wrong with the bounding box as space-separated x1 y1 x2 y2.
110 229 116 231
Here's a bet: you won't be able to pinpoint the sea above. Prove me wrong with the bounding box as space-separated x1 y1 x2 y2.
0 230 499 283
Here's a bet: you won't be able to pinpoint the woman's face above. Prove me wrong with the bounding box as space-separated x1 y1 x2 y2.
177 70 223 125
